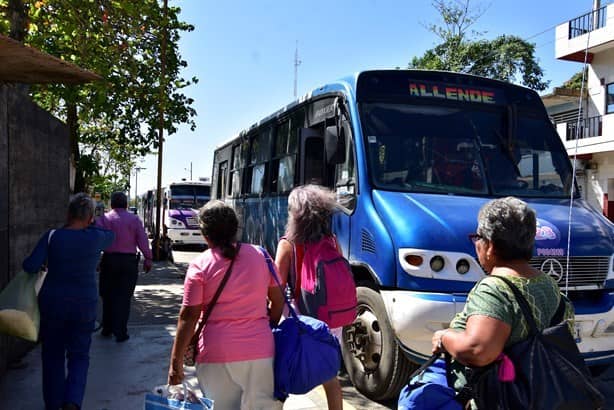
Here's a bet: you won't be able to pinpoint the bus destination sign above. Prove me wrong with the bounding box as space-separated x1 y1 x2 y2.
409 81 502 105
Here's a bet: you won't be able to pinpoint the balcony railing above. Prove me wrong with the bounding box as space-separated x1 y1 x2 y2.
569 6 607 39
566 115 603 140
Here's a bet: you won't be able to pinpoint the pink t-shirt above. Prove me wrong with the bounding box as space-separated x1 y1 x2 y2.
183 244 278 363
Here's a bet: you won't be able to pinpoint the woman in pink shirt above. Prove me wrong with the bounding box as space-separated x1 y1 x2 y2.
168 201 284 410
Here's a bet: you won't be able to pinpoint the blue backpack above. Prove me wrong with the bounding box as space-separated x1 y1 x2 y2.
259 247 341 401
398 357 461 410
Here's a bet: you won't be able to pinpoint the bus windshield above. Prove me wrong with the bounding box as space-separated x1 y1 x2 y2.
360 102 574 197
169 184 211 209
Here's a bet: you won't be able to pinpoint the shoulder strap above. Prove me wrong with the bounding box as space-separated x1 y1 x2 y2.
259 246 298 319
48 229 56 245
489 275 539 335
550 294 567 326
193 243 241 339
282 237 303 300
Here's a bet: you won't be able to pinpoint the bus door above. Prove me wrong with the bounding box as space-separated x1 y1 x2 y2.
298 124 355 256
329 121 356 258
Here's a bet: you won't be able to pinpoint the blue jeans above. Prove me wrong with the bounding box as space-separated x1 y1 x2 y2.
39 296 97 409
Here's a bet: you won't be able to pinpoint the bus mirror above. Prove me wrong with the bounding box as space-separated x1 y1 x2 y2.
325 125 345 164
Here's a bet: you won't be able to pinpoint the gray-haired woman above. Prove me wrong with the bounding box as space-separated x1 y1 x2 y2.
23 193 115 410
275 184 344 410
431 196 574 401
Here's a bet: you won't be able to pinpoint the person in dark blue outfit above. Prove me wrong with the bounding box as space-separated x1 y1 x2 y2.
23 193 115 410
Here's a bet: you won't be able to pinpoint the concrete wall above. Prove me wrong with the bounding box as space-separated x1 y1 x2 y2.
0 84 70 378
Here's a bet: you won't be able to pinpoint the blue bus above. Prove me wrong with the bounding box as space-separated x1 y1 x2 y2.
211 70 614 400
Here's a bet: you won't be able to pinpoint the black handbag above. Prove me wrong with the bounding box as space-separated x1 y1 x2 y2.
460 275 604 410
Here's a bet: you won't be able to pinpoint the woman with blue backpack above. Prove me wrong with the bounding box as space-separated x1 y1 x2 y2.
275 184 358 410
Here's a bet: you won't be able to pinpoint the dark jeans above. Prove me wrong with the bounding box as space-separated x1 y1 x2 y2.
39 296 97 409
99 253 138 338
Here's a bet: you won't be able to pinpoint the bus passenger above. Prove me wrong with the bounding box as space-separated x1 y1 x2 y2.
22 193 115 410
167 201 284 410
275 185 344 410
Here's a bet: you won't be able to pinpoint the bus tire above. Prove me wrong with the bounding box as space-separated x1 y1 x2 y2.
341 286 416 401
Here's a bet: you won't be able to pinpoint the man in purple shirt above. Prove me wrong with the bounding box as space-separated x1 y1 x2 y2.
96 191 153 342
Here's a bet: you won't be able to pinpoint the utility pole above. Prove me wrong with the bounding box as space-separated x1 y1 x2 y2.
293 40 301 98
134 166 146 207
154 0 168 260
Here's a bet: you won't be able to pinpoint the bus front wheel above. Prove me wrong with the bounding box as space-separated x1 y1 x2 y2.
341 286 416 401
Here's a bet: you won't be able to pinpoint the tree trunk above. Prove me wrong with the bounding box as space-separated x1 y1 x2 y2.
7 0 27 42
67 102 84 193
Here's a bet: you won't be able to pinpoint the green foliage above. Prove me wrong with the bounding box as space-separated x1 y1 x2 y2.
1 0 197 192
562 69 586 90
411 0 548 91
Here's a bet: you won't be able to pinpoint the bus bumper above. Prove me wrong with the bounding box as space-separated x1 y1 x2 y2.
167 228 204 246
381 290 614 365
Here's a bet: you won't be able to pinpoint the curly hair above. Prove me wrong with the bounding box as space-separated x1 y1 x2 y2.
477 196 536 261
198 200 239 259
285 185 337 244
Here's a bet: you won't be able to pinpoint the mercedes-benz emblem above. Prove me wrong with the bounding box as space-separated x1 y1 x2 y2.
540 258 564 283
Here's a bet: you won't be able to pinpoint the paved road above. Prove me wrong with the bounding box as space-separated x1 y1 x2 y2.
173 248 614 409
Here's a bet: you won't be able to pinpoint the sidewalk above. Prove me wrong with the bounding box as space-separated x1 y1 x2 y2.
0 261 334 409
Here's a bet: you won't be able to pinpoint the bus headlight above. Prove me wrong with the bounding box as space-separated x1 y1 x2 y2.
456 259 470 274
169 218 184 227
430 256 445 272
398 248 485 282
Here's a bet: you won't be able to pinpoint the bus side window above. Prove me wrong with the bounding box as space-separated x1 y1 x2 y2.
229 144 242 197
304 137 325 185
247 127 273 195
299 128 325 185
217 160 229 199
273 119 297 193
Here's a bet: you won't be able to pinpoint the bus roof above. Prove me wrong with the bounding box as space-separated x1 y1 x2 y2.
215 69 538 150
169 180 211 186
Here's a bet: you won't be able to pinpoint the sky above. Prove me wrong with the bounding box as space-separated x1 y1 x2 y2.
133 0 604 198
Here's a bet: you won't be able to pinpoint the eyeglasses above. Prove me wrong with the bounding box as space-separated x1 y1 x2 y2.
468 233 483 244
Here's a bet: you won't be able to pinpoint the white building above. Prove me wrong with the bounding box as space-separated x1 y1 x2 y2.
544 1 614 219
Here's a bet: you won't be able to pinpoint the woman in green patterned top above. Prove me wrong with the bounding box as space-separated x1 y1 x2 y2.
431 196 574 393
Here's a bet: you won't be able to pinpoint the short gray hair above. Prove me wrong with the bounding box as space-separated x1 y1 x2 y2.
477 196 536 260
285 185 336 244
68 193 95 222
110 191 128 209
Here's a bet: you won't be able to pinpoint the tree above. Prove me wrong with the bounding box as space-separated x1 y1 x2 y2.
0 0 197 194
410 0 549 91
562 69 587 90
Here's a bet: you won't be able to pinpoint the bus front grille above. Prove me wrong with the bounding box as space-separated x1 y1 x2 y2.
529 256 610 288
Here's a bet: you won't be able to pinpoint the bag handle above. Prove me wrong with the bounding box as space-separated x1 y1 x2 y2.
406 353 441 382
259 246 299 320
192 243 241 341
